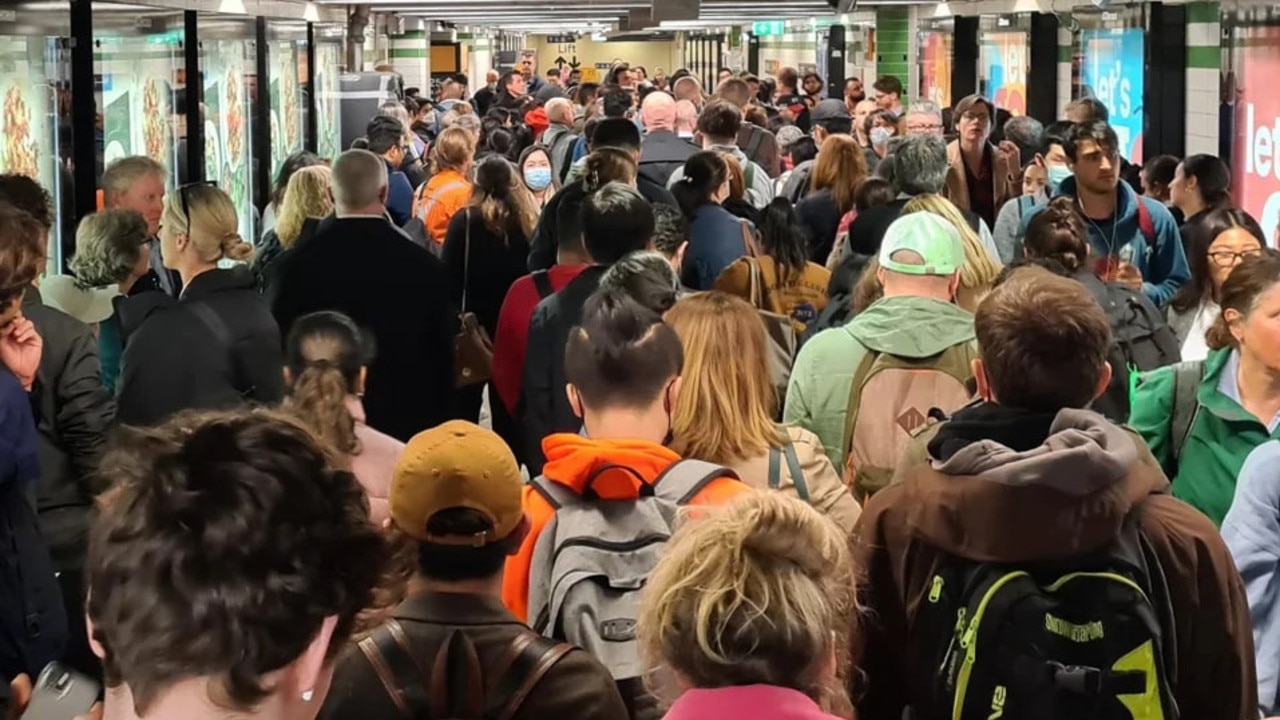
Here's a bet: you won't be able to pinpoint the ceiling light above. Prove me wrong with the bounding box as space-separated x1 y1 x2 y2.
303 2 320 21
217 0 246 14
933 1 952 17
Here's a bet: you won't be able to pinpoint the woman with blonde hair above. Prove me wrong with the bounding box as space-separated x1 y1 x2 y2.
419 126 477 244
638 492 857 720
255 165 332 294
901 193 1003 311
443 156 539 420
666 292 860 531
582 147 638 191
798 134 868 262
117 184 284 426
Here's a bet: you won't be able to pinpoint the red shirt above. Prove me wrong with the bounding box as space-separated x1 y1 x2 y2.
492 264 588 415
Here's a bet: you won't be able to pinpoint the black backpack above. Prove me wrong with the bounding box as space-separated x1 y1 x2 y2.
1077 272 1180 422
906 515 1180 720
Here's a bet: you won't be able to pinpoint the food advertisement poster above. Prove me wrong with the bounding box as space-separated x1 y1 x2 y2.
270 41 304 179
1081 28 1145 163
1231 25 1280 243
315 43 342 161
980 32 1028 116
919 30 953 109
0 37 50 187
203 40 252 239
98 39 180 188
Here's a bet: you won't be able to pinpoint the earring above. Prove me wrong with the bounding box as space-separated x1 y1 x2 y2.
301 689 314 703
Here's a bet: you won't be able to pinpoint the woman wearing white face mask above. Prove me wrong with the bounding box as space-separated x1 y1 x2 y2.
864 109 897 164
519 145 557 208
990 122 1074 264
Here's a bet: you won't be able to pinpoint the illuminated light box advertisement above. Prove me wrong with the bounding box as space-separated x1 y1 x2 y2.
920 31 953 109
980 32 1027 116
1232 25 1280 244
1080 28 1145 163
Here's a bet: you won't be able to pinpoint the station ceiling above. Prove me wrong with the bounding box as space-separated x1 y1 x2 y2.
317 0 943 34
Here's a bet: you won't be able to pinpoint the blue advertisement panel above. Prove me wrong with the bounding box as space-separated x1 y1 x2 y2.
1080 28 1145 162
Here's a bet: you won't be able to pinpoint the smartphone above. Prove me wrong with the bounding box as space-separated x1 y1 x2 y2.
21 663 99 720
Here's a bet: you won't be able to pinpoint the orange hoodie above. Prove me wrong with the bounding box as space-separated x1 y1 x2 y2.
502 433 752 621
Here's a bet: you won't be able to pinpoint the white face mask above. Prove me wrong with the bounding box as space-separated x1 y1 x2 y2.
870 126 893 148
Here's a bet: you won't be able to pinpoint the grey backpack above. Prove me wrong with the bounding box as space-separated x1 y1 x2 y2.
526 460 738 680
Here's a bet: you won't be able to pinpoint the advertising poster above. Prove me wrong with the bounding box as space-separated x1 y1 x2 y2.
0 39 47 184
1232 25 1280 244
202 40 253 240
270 41 304 178
98 37 180 188
980 32 1027 116
315 43 342 161
1081 28 1145 162
920 31 953 109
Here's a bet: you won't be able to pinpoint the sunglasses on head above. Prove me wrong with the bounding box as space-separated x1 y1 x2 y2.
177 181 217 226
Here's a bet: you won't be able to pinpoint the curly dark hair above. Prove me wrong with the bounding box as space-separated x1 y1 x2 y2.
0 174 54 231
87 409 395 714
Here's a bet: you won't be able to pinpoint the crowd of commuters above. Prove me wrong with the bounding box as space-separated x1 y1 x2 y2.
0 56 1276 720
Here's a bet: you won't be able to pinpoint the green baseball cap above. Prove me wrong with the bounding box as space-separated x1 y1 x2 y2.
878 212 966 276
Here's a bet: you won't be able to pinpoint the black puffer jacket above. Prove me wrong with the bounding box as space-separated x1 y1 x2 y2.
116 266 284 427
22 289 114 568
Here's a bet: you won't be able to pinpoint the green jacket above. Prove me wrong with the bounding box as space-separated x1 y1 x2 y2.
1131 347 1280 526
783 295 978 470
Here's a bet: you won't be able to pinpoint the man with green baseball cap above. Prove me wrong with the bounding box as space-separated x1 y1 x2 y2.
785 209 979 479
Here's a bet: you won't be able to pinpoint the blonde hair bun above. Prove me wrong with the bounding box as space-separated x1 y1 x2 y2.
222 232 254 262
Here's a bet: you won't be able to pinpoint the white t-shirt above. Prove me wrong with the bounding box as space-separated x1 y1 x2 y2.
1180 299 1220 363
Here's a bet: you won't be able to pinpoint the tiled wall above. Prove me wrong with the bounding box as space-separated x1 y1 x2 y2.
1058 20 1073 117
1185 1 1220 155
389 30 429 89
758 31 818 76
875 6 910 98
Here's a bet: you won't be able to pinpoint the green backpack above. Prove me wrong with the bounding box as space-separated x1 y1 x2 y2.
907 516 1179 720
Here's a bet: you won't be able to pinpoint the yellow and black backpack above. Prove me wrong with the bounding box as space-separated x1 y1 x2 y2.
907 514 1179 720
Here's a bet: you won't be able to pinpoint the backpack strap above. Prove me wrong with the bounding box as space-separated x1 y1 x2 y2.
356 619 430 720
1136 197 1156 245
528 475 580 510
531 269 554 300
744 160 757 193
783 440 809 501
488 632 575 720
189 301 248 397
744 126 766 162
1169 360 1205 467
841 350 881 464
652 459 739 505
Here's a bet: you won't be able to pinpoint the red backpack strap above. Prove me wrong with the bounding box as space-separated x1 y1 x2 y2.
1136 198 1155 245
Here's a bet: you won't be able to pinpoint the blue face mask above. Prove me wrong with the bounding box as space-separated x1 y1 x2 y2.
524 167 553 191
1047 164 1073 192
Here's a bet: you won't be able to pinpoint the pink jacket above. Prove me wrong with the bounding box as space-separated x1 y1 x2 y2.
662 685 845 720
346 397 404 525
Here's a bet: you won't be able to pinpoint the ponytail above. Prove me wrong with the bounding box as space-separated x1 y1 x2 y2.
673 151 727 220
284 362 360 456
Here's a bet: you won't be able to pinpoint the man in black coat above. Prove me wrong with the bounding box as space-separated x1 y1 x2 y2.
522 183 655 474
272 149 457 442
637 91 698 188
528 119 676 272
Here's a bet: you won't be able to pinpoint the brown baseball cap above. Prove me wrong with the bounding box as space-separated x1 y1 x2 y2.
390 421 524 546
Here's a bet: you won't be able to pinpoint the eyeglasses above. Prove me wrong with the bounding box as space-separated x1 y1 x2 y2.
1209 248 1263 267
177 181 216 228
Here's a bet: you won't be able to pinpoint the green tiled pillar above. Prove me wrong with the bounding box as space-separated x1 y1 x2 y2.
875 6 909 99
1185 1 1220 155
